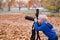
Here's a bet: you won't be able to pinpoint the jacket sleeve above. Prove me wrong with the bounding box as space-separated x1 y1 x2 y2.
34 22 46 31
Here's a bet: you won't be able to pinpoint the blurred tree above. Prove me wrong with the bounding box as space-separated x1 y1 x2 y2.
18 1 21 10
0 0 2 9
28 0 35 8
8 2 10 11
55 0 60 12
41 0 60 12
8 0 15 11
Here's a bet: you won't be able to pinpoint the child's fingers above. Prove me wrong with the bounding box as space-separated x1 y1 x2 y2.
34 18 37 22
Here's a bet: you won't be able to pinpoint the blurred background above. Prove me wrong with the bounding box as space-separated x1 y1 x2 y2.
0 0 60 40
0 0 60 13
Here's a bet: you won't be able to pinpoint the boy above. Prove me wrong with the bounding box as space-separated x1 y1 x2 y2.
34 15 58 40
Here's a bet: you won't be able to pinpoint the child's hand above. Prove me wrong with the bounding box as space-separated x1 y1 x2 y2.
34 17 37 22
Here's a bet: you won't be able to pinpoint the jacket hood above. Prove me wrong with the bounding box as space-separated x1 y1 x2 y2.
46 22 53 29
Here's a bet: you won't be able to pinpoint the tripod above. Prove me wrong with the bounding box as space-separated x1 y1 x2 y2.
30 9 41 40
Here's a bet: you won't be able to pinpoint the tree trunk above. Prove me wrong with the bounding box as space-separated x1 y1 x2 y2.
0 1 2 9
8 2 10 11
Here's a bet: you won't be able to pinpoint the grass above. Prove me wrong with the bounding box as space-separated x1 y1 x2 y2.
0 9 60 17
0 9 36 14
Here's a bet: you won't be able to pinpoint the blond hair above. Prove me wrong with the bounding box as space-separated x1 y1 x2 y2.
38 15 48 21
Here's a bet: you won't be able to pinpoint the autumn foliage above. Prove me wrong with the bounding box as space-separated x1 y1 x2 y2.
0 14 60 40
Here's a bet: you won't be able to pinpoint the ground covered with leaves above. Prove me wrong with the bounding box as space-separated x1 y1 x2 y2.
0 13 60 40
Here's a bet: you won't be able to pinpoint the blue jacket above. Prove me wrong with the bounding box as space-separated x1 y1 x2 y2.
34 22 58 39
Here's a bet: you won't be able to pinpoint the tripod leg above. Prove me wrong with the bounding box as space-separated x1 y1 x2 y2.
36 31 41 40
30 29 35 40
30 24 35 40
30 23 41 40
38 32 41 40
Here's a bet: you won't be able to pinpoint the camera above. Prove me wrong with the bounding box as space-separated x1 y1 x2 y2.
25 16 34 21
